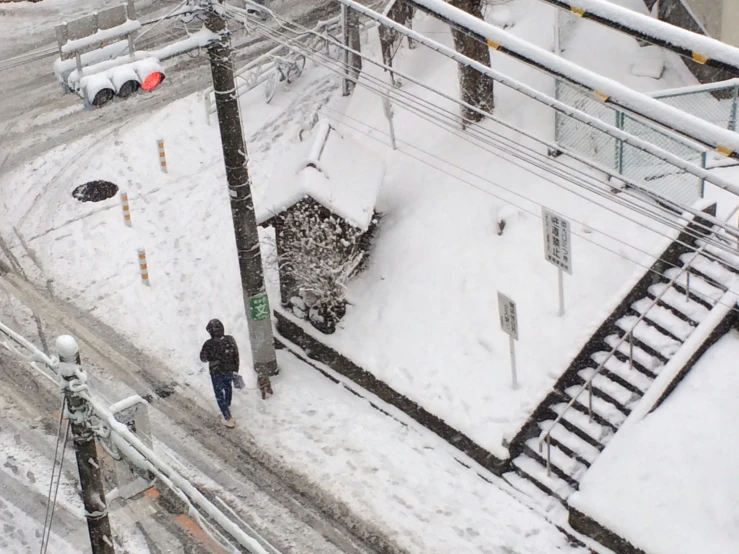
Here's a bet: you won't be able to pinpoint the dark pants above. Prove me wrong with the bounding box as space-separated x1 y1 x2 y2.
211 373 233 420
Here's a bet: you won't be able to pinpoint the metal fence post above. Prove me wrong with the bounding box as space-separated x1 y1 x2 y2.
616 111 625 175
700 150 707 198
730 84 738 132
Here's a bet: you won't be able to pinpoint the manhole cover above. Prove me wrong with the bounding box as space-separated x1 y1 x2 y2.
72 180 119 202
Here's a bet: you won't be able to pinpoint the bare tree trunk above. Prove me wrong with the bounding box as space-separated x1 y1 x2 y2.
449 0 494 123
379 1 415 85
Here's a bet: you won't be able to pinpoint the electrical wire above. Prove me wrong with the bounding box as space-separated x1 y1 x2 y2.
40 398 71 554
285 1 739 244
228 8 739 267
226 2 739 258
228 7 739 314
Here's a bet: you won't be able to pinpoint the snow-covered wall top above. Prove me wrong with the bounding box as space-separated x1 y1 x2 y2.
256 122 384 230
402 0 739 157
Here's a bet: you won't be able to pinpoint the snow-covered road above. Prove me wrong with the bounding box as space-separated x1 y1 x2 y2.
0 0 346 173
0 265 390 554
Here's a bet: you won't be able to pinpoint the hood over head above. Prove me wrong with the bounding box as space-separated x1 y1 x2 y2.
206 319 224 338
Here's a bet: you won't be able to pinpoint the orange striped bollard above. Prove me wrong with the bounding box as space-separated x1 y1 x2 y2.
156 139 168 173
121 192 132 227
138 248 150 286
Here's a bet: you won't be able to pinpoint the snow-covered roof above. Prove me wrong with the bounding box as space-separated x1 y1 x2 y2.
256 121 384 231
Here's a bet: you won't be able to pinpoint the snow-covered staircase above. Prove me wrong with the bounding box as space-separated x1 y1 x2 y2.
504 231 739 508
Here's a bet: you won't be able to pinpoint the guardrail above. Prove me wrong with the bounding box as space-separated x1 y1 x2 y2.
0 321 273 554
537 205 739 475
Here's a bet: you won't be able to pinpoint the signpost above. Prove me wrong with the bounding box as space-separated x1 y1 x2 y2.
542 207 572 317
497 292 519 389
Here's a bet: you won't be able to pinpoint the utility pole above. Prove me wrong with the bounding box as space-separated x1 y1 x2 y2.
56 335 115 554
204 0 279 379
341 4 362 96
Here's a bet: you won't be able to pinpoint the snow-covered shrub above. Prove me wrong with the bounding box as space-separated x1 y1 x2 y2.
277 200 379 334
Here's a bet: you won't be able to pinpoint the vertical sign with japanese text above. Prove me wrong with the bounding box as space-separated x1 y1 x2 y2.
542 208 572 275
497 292 519 341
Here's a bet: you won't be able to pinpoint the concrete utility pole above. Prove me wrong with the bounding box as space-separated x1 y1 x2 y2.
56 335 115 554
341 4 362 96
204 0 279 379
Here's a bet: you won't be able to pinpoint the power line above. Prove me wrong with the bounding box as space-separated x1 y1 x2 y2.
226 2 739 259
40 398 71 554
228 7 739 268
227 10 739 314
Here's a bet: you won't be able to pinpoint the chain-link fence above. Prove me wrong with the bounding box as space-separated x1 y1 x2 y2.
651 79 739 131
553 9 710 207
554 79 707 207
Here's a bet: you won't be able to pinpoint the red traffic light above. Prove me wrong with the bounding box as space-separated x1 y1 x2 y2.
141 71 164 91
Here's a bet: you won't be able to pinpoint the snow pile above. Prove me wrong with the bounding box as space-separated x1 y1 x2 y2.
572 328 739 554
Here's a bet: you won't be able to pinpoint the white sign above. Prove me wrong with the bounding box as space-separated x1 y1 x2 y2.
542 208 572 275
497 292 518 341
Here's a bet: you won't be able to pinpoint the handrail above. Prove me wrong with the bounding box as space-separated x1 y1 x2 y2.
537 206 739 476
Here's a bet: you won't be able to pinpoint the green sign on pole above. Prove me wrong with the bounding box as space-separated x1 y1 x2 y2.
249 293 270 321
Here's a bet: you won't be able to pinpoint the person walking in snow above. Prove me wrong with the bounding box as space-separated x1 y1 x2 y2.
200 319 240 428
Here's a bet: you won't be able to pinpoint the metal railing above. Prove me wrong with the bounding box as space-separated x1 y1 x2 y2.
537 206 739 476
650 79 739 133
203 14 344 116
554 79 708 207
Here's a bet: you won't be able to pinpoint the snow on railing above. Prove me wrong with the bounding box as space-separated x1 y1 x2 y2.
399 0 739 159
0 322 273 554
333 0 739 230
537 0 739 73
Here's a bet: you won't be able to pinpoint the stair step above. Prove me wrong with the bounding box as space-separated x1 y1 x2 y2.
604 334 663 374
681 253 738 286
651 282 713 313
591 351 654 392
696 239 739 272
538 420 601 463
647 285 708 322
615 316 681 359
647 287 709 327
664 267 725 304
557 417 606 452
512 454 575 502
551 402 613 443
631 298 695 340
525 438 587 480
503 471 561 513
564 386 627 427
578 367 640 408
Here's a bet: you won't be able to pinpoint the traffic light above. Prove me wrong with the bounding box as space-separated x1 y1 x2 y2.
77 57 166 108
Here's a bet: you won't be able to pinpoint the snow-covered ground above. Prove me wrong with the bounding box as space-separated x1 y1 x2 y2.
2 0 739 552
0 0 695 462
572 329 739 554
0 0 702 453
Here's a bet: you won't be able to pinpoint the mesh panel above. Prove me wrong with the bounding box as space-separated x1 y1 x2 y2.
554 78 705 207
620 116 705 207
555 80 618 171
653 84 739 132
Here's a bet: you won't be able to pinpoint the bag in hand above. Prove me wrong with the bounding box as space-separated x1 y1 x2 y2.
233 373 245 389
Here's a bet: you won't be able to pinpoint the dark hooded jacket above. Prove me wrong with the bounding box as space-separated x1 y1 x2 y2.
199 319 240 376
